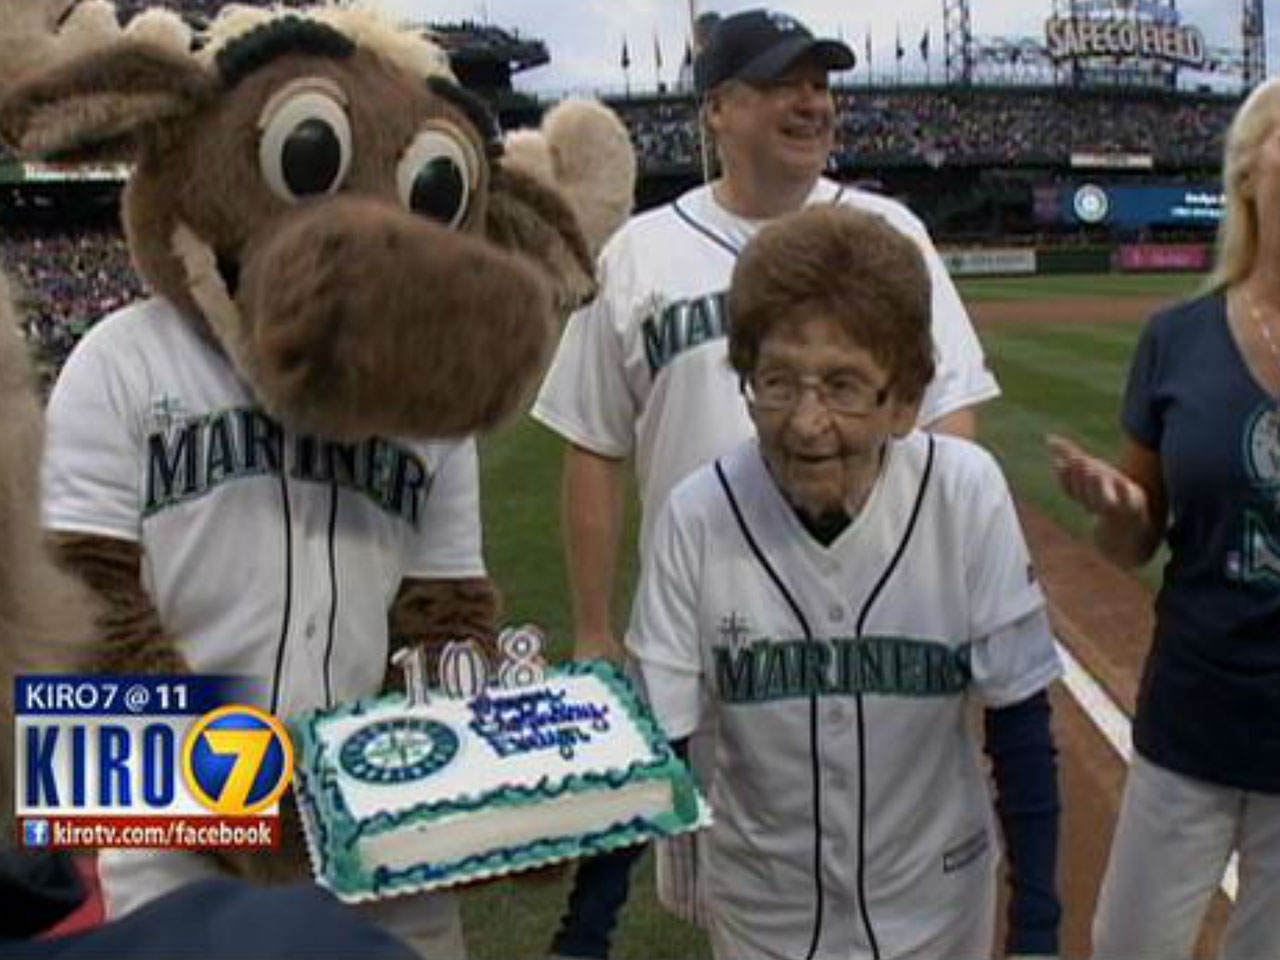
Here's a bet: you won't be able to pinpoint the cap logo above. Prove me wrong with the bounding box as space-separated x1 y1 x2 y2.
767 12 802 33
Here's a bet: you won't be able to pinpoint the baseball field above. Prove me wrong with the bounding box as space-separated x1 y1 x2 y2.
460 271 1215 959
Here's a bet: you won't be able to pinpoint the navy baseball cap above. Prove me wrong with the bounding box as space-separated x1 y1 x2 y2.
694 9 856 96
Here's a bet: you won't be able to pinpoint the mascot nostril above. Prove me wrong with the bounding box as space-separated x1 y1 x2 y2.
216 252 240 298
0 0 636 944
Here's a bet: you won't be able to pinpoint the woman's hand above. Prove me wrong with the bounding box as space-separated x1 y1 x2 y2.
1047 434 1148 524
1046 433 1164 569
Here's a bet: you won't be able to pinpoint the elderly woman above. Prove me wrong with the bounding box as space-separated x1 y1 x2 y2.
1050 77 1280 959
628 204 1063 960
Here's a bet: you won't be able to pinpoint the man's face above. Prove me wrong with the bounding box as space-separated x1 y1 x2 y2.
708 57 837 189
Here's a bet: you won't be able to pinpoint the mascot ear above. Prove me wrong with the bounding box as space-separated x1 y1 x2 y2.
0 2 209 162
488 98 636 312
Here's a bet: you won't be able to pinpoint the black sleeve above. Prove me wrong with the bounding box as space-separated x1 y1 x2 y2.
984 688 1062 956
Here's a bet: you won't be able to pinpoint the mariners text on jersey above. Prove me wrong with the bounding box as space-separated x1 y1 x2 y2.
145 406 431 525
714 635 973 704
642 291 730 376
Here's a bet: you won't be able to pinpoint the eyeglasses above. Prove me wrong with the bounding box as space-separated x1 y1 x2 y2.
742 369 891 416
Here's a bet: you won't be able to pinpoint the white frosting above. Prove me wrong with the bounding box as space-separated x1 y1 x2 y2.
312 672 659 824
359 778 673 874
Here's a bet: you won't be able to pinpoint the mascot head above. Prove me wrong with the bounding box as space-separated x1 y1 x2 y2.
0 0 635 440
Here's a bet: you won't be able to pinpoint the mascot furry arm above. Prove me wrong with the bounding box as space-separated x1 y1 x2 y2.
0 268 98 834
0 2 634 689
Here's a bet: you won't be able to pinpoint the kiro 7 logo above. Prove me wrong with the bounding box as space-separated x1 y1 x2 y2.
17 677 290 819
182 705 293 815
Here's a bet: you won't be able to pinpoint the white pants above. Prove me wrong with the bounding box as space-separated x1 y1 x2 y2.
1093 754 1280 960
99 849 466 959
706 871 995 960
655 717 714 926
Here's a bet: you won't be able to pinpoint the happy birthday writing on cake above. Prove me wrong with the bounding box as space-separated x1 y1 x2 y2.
469 687 611 760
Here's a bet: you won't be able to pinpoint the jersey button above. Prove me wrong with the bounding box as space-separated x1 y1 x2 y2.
305 615 318 639
828 604 845 623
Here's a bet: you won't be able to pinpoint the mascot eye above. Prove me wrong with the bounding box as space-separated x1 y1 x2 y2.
397 127 477 228
259 90 353 202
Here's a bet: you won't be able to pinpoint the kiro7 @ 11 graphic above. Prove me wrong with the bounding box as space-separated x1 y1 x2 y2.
15 675 291 851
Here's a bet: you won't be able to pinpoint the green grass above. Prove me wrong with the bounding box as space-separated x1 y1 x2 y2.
976 319 1166 592
958 272 1206 302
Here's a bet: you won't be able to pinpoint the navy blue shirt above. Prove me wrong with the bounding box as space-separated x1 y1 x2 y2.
1123 290 1280 792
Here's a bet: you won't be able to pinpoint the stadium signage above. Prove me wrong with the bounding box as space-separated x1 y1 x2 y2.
1061 183 1224 227
1045 17 1206 69
1070 152 1154 171
20 161 130 183
941 248 1037 278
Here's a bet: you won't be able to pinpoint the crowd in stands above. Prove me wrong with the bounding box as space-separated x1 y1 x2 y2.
609 88 1236 171
2 86 1234 173
112 0 306 25
0 80 1237 383
0 228 143 384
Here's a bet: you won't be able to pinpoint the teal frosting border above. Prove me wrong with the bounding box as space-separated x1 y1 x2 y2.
288 660 707 900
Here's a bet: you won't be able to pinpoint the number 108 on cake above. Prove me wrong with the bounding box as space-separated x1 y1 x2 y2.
15 675 291 851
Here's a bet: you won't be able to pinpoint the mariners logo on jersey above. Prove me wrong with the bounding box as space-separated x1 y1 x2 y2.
718 611 753 650
145 405 432 527
1228 403 1280 584
641 290 730 376
713 633 972 704
1243 404 1280 493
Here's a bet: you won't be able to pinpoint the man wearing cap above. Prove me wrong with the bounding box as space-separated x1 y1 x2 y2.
535 9 1002 959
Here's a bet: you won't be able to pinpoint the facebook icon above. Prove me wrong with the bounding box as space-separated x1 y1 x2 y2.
23 818 50 847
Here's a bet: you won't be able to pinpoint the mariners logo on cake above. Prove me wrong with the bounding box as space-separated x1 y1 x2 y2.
338 720 459 785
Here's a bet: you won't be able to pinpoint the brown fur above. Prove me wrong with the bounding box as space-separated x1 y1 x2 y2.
386 577 502 688
487 164 596 313
0 272 98 834
523 98 637 259
123 48 491 336
0 42 215 161
232 195 552 440
47 533 188 675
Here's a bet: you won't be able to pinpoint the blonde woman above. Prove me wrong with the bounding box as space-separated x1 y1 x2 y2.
1050 78 1280 958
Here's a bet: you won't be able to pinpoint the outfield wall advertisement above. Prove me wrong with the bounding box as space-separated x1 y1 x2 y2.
1058 183 1224 228
1113 243 1212 272
941 248 1037 277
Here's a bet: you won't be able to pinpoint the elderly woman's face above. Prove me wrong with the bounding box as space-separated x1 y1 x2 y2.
744 313 918 520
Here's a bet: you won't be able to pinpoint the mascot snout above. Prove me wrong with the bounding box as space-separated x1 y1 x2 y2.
236 195 554 441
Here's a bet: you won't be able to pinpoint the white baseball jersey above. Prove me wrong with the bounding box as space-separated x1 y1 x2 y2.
42 297 485 719
43 298 481 928
627 432 1062 960
532 177 1000 557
